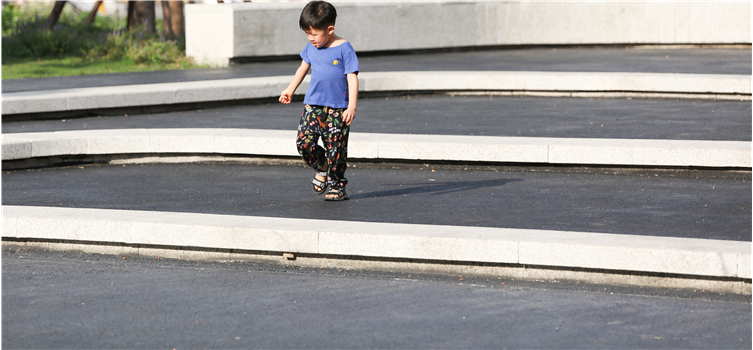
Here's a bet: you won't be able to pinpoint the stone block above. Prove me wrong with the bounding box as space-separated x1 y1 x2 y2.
1 90 69 114
184 2 750 65
375 134 549 163
739 253 751 279
3 215 17 238
548 139 752 168
319 222 519 263
474 2 499 46
4 83 182 115
214 129 298 156
3 71 748 116
184 4 235 66
2 135 33 160
66 84 177 110
498 2 750 46
231 2 305 57
338 3 398 53
347 132 380 159
173 76 306 103
3 129 751 169
23 132 87 158
84 129 151 155
4 206 750 284
358 72 415 92
148 129 218 153
682 2 751 44
271 4 308 56
606 73 751 95
519 231 745 277
12 207 133 243
357 71 753 96
233 5 278 57
129 211 318 253
646 2 676 44
398 3 477 50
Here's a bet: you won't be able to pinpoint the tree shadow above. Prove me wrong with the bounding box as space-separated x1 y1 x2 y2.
350 178 523 200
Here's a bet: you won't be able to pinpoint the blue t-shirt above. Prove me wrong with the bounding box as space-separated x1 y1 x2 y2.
300 41 359 109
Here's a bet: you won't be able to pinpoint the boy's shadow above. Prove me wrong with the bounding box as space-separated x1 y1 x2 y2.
350 178 523 199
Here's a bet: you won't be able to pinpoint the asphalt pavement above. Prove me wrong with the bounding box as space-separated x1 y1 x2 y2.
3 47 750 93
3 95 751 141
2 247 750 349
2 46 751 349
3 162 750 241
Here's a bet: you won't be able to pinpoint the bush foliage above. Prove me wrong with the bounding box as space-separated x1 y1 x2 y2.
2 2 192 66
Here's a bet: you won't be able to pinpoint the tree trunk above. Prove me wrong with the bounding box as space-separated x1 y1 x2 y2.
161 0 173 37
127 1 135 29
85 1 103 26
127 0 156 33
47 1 66 30
168 1 184 38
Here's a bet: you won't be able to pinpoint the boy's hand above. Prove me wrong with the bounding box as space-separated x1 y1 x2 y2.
279 90 293 104
343 108 355 125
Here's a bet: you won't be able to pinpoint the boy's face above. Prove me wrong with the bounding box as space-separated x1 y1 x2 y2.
304 26 335 48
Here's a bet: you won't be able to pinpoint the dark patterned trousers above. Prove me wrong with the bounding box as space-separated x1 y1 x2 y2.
296 104 350 190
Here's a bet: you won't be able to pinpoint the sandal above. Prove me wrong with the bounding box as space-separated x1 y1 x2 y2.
324 188 349 201
312 171 328 194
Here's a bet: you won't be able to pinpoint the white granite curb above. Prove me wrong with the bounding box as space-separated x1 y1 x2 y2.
3 205 749 281
3 129 750 168
3 72 750 115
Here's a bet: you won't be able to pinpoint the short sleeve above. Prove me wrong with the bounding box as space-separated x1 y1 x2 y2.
300 43 311 65
342 43 359 75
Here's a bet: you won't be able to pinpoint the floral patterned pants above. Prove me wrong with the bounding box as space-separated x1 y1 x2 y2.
296 104 350 190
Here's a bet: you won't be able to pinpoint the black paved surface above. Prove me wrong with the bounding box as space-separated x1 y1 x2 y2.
2 248 750 349
3 48 750 93
3 162 750 241
4 95 751 141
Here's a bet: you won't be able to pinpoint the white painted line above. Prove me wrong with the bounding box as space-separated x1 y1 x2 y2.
3 72 749 114
3 205 749 279
2 129 750 168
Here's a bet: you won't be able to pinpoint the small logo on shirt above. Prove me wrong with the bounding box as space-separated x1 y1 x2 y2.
333 60 339 65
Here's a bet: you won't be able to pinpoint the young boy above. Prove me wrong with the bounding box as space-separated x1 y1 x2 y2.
279 1 359 201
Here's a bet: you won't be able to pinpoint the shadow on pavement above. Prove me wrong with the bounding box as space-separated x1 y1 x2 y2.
351 178 523 199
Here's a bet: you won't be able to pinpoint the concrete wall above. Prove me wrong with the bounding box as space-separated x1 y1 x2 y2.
186 1 752 66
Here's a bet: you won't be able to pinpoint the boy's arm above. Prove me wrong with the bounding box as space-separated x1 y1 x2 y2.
279 60 311 104
343 72 359 125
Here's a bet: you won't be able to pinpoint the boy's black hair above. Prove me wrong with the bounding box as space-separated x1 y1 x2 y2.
299 1 337 31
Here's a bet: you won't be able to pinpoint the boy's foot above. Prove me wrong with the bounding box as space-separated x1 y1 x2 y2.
312 172 327 194
324 188 349 201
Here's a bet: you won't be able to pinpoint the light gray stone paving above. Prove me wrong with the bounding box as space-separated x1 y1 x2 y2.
3 205 749 281
3 72 748 116
2 129 749 168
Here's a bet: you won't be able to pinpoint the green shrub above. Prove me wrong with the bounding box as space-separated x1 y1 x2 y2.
127 37 189 65
81 27 192 66
2 3 190 66
2 2 49 36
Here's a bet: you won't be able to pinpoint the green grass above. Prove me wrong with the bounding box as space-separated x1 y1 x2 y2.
2 2 208 80
2 56 209 80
